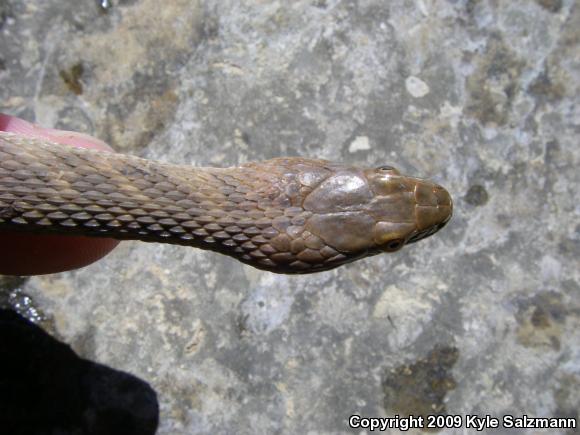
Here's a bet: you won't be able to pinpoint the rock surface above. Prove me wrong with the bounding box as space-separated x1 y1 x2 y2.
1 0 579 433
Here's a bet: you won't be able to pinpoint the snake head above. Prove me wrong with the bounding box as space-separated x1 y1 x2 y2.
364 165 453 248
301 163 452 265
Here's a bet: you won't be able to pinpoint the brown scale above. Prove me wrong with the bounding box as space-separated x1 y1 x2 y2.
0 131 453 274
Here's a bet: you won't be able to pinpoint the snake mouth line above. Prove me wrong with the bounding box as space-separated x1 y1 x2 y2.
406 218 450 244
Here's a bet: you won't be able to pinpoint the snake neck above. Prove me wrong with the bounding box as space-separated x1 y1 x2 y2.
0 134 350 272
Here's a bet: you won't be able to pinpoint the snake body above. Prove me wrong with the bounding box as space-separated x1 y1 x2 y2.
0 131 452 274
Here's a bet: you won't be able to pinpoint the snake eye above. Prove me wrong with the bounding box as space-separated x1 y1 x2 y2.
383 238 404 252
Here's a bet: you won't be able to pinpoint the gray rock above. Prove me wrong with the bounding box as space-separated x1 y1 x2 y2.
1 0 579 433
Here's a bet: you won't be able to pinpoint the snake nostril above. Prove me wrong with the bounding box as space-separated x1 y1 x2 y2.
375 165 400 176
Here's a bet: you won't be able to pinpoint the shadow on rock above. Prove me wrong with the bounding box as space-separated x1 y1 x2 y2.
0 309 159 435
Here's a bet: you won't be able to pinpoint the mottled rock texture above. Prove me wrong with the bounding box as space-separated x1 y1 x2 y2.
1 0 579 433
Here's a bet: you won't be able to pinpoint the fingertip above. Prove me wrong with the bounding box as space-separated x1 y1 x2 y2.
0 233 119 276
0 112 113 151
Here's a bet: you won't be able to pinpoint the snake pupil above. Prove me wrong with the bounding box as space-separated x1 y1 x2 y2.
386 239 403 251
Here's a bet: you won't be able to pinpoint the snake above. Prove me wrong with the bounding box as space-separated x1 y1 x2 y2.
0 131 452 274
